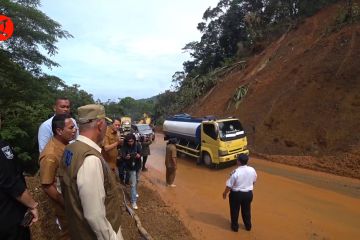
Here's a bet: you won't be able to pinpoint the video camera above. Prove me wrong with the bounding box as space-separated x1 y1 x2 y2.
129 152 137 159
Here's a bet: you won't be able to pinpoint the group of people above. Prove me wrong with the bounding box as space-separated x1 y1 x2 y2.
38 99 125 240
0 96 257 240
39 99 157 239
102 117 154 210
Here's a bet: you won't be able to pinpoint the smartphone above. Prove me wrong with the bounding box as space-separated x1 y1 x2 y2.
20 209 34 227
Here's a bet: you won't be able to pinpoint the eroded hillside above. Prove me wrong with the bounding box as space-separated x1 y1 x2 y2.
188 2 360 178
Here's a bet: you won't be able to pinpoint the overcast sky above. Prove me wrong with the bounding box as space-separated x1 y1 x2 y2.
40 0 219 101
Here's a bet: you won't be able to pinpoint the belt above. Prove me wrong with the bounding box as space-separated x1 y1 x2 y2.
231 190 252 193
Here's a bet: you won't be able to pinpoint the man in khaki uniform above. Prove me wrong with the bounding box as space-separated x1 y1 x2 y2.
165 138 177 187
59 104 124 240
39 113 76 240
102 118 122 171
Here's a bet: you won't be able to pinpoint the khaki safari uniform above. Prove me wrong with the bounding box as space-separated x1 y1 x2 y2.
59 137 122 240
165 144 177 185
102 126 119 171
39 137 70 240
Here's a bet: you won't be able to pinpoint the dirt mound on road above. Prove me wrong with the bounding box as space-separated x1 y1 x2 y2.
188 2 360 179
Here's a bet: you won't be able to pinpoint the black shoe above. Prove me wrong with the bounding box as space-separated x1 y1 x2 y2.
245 225 251 231
231 224 239 232
142 167 148 172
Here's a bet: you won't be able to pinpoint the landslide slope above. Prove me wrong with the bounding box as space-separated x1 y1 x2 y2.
188 2 360 178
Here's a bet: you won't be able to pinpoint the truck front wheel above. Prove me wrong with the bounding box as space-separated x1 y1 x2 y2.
203 152 213 167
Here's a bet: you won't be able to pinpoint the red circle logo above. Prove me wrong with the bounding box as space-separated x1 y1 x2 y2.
0 15 14 41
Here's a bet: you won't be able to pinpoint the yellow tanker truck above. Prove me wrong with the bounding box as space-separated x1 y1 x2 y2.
163 114 248 167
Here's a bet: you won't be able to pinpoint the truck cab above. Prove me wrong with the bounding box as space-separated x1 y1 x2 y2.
201 119 248 166
121 116 132 135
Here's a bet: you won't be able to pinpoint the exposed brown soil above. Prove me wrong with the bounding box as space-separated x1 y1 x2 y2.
26 135 360 240
27 176 193 240
129 136 360 240
187 1 360 179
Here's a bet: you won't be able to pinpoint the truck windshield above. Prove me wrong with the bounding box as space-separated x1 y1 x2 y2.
137 125 152 131
218 120 245 141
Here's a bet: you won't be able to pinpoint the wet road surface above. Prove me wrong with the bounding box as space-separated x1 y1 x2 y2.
140 133 360 239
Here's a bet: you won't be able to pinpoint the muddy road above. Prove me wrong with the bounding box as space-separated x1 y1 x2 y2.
140 133 360 240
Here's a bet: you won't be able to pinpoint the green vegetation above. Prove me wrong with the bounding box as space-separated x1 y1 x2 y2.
227 84 248 110
326 1 360 33
102 96 156 123
1 0 355 172
0 0 94 173
0 0 72 74
0 1 158 173
155 0 341 121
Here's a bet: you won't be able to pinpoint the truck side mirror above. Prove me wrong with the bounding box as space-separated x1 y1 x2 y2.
214 125 219 139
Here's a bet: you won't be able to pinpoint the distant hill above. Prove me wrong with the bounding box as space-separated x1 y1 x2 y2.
187 2 360 177
137 95 159 104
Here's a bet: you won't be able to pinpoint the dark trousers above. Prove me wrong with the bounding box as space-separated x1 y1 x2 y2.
142 155 148 168
166 167 176 185
229 190 253 231
118 160 129 184
0 224 30 240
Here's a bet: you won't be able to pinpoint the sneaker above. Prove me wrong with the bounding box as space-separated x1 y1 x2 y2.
136 193 139 198
167 184 176 187
132 203 138 210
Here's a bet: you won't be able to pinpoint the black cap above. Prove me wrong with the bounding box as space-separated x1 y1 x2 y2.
237 154 249 165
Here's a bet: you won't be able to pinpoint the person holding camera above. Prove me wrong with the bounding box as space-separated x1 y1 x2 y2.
0 139 39 240
140 135 152 171
121 133 142 209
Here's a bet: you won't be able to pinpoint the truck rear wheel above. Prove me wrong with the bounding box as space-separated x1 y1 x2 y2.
203 152 213 167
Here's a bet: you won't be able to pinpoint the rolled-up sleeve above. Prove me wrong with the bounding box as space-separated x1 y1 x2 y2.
77 156 117 240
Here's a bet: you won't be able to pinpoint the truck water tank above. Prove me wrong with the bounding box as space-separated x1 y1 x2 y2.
163 119 202 144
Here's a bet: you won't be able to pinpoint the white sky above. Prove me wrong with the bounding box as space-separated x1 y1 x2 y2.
40 0 219 101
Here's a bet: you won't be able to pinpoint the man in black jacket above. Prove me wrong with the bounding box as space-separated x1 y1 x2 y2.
121 133 141 209
0 139 39 239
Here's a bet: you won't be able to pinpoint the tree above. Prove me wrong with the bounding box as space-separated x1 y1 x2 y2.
182 0 250 76
0 0 94 173
0 52 52 172
154 0 340 123
103 100 124 120
61 84 94 115
171 71 185 90
0 0 72 74
154 90 179 124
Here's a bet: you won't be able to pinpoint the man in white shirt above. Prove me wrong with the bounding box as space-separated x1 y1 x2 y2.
59 104 124 240
38 97 78 153
223 154 257 232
